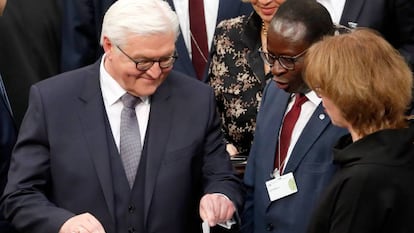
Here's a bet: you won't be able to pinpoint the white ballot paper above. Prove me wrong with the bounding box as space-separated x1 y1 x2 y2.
202 219 236 233
202 220 210 233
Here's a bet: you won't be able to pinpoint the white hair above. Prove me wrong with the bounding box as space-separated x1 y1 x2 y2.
100 0 180 46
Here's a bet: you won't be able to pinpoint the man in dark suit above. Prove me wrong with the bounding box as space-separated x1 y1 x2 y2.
333 0 414 116
60 0 252 80
60 0 114 72
0 74 17 233
0 3 18 233
1 1 244 233
318 0 414 70
241 1 348 233
0 0 61 127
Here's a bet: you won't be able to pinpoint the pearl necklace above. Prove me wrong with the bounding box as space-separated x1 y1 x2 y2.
262 20 268 36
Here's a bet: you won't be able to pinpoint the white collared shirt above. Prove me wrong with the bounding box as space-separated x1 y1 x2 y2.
316 0 346 24
282 91 321 171
99 56 150 151
172 0 219 57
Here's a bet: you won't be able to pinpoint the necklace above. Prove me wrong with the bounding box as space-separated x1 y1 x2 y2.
190 31 208 63
262 20 267 36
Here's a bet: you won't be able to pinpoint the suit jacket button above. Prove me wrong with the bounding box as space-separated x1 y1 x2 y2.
128 205 136 213
266 223 274 231
128 227 136 233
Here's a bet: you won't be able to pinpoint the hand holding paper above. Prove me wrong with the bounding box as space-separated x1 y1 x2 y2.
199 193 236 228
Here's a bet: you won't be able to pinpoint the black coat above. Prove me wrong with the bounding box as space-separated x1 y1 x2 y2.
308 121 414 233
0 0 61 127
0 75 17 233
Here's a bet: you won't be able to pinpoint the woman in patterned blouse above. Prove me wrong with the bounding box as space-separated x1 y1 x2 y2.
208 0 285 159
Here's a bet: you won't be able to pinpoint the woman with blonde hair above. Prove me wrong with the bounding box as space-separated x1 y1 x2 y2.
304 28 414 233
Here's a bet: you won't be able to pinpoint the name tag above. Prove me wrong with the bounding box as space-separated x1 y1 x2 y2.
265 172 298 201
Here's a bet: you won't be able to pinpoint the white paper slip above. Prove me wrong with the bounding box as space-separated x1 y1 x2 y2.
218 219 236 229
202 220 210 233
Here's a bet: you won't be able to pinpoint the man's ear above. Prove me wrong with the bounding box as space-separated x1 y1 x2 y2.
102 36 114 53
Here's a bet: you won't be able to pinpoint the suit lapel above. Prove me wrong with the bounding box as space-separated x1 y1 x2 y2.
176 31 196 76
165 0 197 78
283 104 331 173
257 86 290 178
340 0 366 27
143 78 173 223
217 1 232 23
77 62 115 221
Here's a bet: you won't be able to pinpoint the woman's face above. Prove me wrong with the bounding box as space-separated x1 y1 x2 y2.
250 0 285 24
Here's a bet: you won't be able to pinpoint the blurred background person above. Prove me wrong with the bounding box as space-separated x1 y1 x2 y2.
0 3 17 233
317 0 414 113
167 0 252 80
60 0 252 80
0 73 17 232
0 0 61 127
316 0 414 70
207 0 285 165
0 5 17 229
305 28 414 233
241 1 348 233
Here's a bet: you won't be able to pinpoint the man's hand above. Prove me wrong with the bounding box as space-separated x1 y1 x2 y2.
226 143 239 156
59 213 106 233
199 193 236 227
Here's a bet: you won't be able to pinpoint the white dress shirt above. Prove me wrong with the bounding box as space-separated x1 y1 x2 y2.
282 91 321 171
316 0 346 24
172 0 219 57
99 56 150 151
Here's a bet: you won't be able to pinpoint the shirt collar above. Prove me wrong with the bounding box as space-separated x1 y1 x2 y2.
305 90 322 106
100 55 149 106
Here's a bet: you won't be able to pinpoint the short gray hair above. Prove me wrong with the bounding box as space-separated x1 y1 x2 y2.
100 0 179 46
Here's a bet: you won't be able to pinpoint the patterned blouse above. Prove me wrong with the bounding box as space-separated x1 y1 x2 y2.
208 12 272 156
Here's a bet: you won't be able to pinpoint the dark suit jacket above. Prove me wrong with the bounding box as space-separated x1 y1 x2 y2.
0 75 17 233
60 0 252 81
0 0 61 127
1 60 244 233
242 82 348 233
340 0 414 69
60 0 114 72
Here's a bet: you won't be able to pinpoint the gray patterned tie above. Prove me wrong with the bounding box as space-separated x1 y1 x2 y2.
120 93 142 188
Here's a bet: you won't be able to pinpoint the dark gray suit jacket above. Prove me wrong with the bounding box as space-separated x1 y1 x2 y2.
1 60 244 233
0 0 61 127
0 75 17 233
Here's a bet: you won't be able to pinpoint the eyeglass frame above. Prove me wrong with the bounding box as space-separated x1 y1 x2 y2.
116 45 178 71
258 47 307 71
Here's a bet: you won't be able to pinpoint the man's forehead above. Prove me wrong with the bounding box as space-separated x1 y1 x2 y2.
270 20 307 42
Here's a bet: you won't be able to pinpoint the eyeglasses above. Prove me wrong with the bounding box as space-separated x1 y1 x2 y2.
258 47 307 70
116 45 178 71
